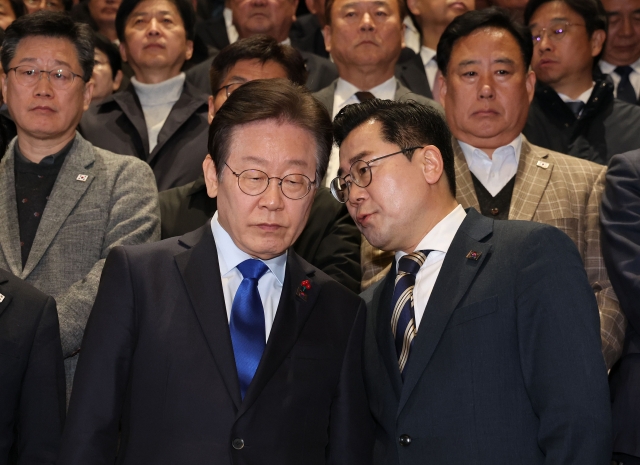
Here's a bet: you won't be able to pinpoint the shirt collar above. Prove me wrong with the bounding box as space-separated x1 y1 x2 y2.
600 57 640 75
334 76 396 117
14 136 75 166
210 211 287 285
420 46 437 65
557 83 595 105
458 133 522 166
395 204 467 268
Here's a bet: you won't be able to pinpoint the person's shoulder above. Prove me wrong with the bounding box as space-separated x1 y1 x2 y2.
291 251 362 303
0 268 52 309
526 141 605 179
395 80 441 111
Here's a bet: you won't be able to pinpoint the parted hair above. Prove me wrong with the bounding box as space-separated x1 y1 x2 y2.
333 99 456 197
1 11 95 81
209 35 308 96
437 7 533 75
208 79 333 183
115 0 196 43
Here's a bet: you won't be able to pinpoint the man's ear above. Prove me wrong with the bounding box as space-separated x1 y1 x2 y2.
437 72 447 108
590 29 606 58
525 69 536 104
323 24 332 54
119 42 128 63
417 145 445 186
83 80 94 110
208 95 215 124
113 69 124 92
203 155 219 198
185 40 194 61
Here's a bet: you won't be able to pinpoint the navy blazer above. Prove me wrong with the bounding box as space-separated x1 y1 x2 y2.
601 150 640 459
0 269 65 465
362 208 611 464
58 224 374 465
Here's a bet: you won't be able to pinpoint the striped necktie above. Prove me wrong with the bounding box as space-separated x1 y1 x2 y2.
391 250 430 379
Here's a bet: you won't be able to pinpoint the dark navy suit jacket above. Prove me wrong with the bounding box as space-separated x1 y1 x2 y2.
362 208 611 464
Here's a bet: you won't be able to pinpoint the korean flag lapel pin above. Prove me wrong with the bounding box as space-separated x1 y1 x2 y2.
296 279 311 301
466 250 482 261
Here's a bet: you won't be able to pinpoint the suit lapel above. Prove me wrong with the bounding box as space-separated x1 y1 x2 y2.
113 88 150 156
509 139 553 221
148 82 207 165
314 80 337 116
372 268 403 399
453 140 481 212
398 209 493 414
174 224 242 410
0 144 23 276
21 136 95 279
238 251 318 416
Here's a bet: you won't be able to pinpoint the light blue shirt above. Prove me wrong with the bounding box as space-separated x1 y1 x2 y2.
210 211 287 341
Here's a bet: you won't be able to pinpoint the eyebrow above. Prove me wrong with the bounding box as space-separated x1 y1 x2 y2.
17 57 74 69
456 57 515 66
340 1 388 9
347 150 373 165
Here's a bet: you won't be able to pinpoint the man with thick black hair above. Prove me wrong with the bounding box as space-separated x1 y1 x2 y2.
523 0 640 164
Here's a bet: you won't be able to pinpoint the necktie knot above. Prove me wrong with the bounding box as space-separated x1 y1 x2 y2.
565 100 585 118
355 91 375 102
615 65 633 78
237 259 269 281
397 251 429 276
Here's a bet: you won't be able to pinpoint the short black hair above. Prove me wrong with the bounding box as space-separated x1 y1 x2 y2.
437 7 533 75
1 11 95 81
115 0 196 43
209 35 308 95
333 99 456 198
524 0 607 37
8 0 25 18
93 32 121 79
209 79 332 183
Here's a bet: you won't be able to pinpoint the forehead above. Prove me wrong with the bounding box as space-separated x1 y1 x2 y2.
449 27 525 68
602 0 640 14
221 59 289 85
528 0 584 25
227 119 317 169
128 0 182 19
0 0 15 13
332 0 400 15
232 0 294 9
11 35 81 69
340 119 398 165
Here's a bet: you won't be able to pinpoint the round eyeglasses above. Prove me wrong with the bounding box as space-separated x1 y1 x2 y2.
8 65 83 90
530 21 586 45
225 163 316 200
330 146 423 203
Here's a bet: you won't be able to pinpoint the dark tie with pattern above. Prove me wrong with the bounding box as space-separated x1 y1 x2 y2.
391 251 430 380
230 259 269 399
565 101 585 118
614 66 638 104
355 91 375 102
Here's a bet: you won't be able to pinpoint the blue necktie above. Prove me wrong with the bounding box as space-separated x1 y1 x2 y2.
391 251 430 380
230 259 269 399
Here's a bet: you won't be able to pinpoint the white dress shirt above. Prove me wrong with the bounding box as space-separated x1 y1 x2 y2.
403 16 421 54
600 58 640 99
557 84 594 106
324 76 397 186
395 204 467 329
224 7 239 45
419 46 438 92
458 134 522 197
210 211 287 342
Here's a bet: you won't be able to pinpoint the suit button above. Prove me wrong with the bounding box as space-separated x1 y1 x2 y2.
398 434 412 446
232 438 244 450
490 207 499 216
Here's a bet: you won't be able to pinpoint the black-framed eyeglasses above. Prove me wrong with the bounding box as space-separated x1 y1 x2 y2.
225 163 316 200
215 82 244 99
330 146 423 203
7 65 83 90
530 21 586 45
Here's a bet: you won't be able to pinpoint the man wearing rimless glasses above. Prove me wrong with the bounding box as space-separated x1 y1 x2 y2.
331 98 611 464
523 0 640 165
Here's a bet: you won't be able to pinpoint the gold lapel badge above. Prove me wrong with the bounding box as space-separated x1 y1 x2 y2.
466 250 482 261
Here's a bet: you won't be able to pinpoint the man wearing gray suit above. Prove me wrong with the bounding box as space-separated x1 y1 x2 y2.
0 11 160 396
312 0 440 187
